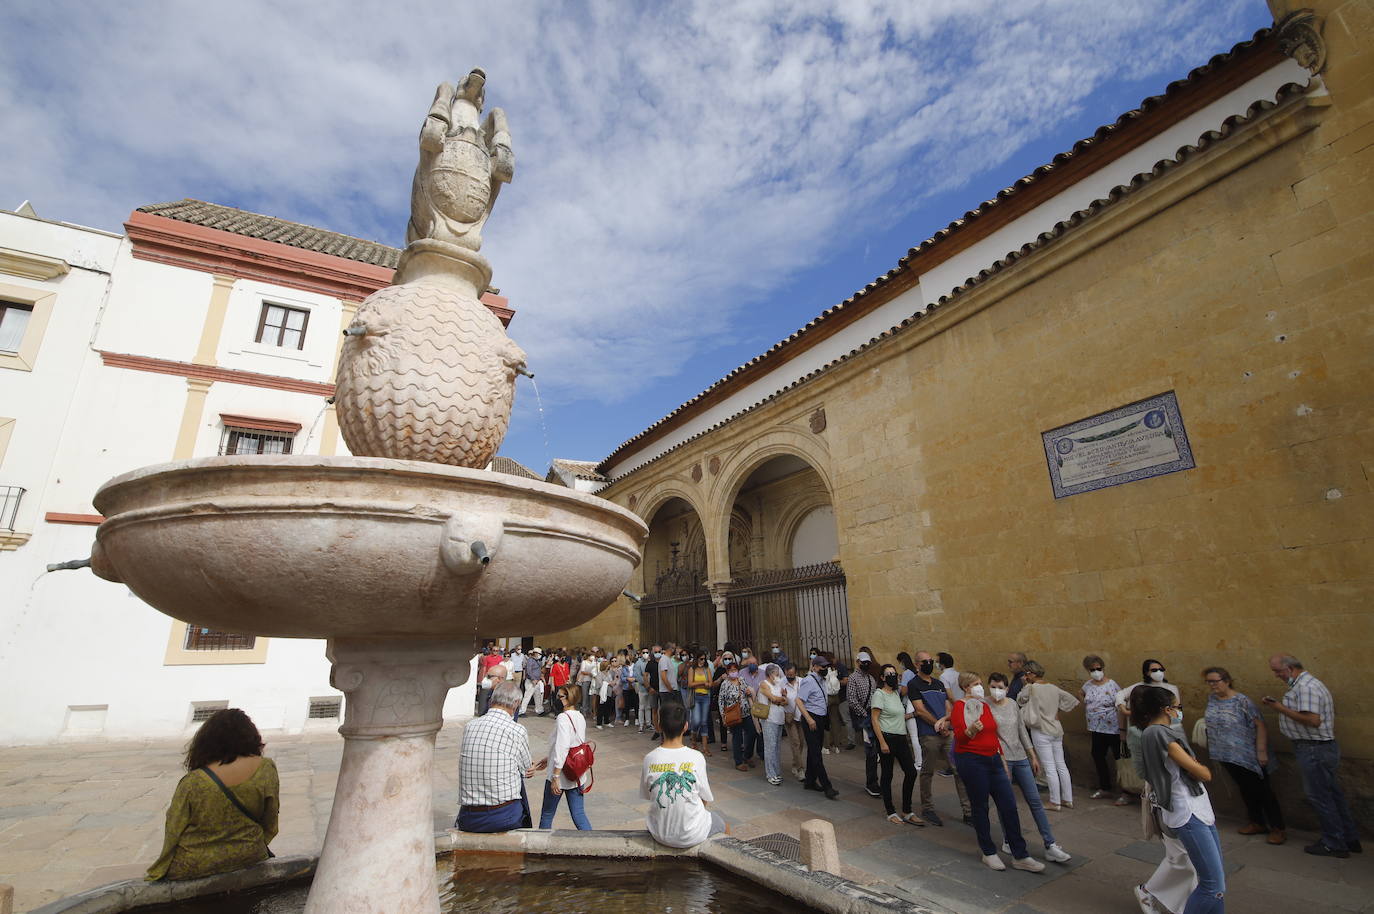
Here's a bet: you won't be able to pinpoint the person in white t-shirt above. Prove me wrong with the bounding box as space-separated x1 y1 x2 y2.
938 652 965 701
641 700 725 848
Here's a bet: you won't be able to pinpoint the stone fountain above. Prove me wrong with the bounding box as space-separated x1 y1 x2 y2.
86 69 647 914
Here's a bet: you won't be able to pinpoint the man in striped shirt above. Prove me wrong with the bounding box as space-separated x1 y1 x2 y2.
456 682 544 832
1264 654 1360 858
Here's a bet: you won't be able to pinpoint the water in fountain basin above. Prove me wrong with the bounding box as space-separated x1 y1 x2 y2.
131 855 826 913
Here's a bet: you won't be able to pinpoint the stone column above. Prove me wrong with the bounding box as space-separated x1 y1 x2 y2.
304 637 472 914
708 583 732 649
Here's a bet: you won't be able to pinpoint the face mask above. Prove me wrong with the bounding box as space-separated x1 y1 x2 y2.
1149 670 1165 682
728 671 739 679
968 684 985 698
1090 670 1105 681
990 687 1007 701
809 652 817 659
859 660 871 670
883 673 899 688
722 656 733 664
787 675 797 682
1172 708 1185 725
742 651 750 658
919 660 934 675
653 651 661 658
747 663 758 673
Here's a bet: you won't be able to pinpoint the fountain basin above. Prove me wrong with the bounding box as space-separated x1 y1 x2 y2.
90 455 647 639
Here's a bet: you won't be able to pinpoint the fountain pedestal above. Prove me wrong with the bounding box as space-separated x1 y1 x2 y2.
304 638 472 914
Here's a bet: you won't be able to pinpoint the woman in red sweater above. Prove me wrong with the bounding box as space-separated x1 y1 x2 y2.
952 671 1045 874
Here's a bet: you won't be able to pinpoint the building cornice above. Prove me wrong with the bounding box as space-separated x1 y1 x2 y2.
100 350 336 397
0 246 71 281
123 211 515 326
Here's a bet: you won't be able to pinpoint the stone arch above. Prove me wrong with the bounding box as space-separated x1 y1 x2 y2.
636 482 715 592
774 490 836 568
705 428 834 580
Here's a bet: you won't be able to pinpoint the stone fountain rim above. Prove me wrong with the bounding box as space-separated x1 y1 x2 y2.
93 455 645 531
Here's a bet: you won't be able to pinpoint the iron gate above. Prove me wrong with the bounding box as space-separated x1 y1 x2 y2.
726 562 850 666
637 550 715 650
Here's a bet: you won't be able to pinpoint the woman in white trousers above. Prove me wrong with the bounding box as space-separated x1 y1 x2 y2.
1016 660 1080 809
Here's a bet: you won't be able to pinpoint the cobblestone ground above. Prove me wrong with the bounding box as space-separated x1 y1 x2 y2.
2 716 1371 912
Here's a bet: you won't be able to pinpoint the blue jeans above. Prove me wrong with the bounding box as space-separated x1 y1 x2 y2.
1173 815 1225 914
455 783 530 833
954 752 1028 858
1293 740 1359 852
1006 757 1055 847
763 721 784 781
691 693 711 736
538 780 591 830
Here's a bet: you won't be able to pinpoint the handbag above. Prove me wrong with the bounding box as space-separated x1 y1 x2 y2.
200 766 274 857
1190 716 1208 750
1018 684 1041 728
1116 744 1144 794
751 695 772 719
723 698 743 727
560 711 595 793
823 668 840 697
1141 783 1163 840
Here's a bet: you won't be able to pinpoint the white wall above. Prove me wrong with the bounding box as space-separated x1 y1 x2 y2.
605 59 1308 480
790 505 839 567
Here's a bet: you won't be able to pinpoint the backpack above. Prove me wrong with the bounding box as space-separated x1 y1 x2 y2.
823 667 840 696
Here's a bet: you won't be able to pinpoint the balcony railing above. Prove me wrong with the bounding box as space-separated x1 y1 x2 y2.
0 486 24 532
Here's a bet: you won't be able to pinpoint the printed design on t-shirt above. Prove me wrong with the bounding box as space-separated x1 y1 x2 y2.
648 762 698 808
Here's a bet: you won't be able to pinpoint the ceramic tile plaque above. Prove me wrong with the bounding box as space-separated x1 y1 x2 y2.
1042 391 1195 499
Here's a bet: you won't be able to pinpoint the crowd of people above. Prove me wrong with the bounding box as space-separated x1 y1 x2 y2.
464 641 1362 913
143 644 1361 914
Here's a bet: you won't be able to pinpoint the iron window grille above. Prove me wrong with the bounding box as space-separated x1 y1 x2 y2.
184 626 256 651
190 701 229 723
0 486 23 532
308 697 343 719
0 300 33 353
219 426 294 456
255 302 309 350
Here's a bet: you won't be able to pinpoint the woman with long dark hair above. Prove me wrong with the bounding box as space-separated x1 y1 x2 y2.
146 709 279 881
1134 685 1224 914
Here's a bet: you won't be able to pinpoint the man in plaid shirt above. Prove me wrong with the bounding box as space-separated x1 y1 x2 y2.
455 682 545 832
1265 654 1361 858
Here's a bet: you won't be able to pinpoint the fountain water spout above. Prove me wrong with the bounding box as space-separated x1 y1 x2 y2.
45 558 91 572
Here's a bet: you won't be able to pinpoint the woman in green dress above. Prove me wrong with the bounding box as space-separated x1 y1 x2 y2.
147 709 279 881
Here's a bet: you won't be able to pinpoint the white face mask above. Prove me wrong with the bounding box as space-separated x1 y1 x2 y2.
1149 670 1166 682
1090 670 1105 681
967 684 985 698
989 687 1007 701
742 651 751 658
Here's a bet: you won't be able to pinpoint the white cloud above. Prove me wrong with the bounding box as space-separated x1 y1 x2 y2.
0 0 1260 410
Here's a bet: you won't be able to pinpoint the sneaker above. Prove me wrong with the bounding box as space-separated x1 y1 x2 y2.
1045 843 1071 863
623 720 630 727
1114 794 1133 806
981 854 1006 871
1090 789 1110 799
923 810 943 827
938 768 954 778
902 813 926 827
1012 856 1045 873
865 786 881 798
1001 842 1011 855
1133 884 1155 914
1304 842 1349 858
596 724 603 730
768 777 783 786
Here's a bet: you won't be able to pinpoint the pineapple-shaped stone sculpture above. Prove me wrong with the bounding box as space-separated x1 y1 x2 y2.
335 69 528 468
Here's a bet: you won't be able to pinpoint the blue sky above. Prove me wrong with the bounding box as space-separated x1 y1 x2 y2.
0 1 1274 476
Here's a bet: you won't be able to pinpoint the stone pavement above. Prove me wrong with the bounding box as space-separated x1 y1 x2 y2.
1 717 1370 913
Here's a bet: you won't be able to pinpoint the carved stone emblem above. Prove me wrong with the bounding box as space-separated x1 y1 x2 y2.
810 407 827 434
708 456 721 476
1276 9 1326 74
691 464 703 483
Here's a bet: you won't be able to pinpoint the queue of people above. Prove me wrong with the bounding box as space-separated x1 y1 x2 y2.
146 644 1361 914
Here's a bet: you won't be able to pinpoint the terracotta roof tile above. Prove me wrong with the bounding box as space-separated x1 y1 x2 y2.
600 79 1308 483
136 199 400 268
489 455 541 480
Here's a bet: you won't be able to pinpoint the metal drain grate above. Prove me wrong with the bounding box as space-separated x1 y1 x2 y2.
745 832 801 862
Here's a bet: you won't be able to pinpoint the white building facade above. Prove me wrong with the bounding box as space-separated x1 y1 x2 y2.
0 200 516 745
